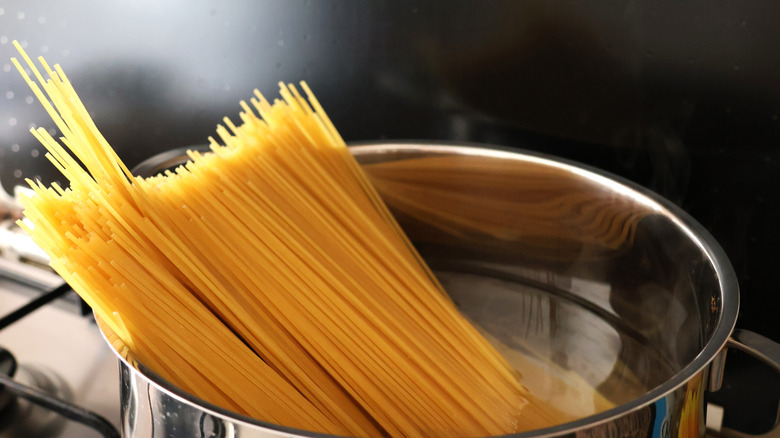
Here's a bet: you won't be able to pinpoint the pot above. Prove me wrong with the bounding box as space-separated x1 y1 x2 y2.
101 142 780 437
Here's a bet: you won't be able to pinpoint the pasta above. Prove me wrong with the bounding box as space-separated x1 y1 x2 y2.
12 42 531 437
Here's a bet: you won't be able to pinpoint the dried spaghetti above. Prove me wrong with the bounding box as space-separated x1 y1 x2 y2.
12 42 529 437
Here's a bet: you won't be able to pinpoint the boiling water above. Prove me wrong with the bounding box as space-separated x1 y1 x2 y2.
435 262 674 431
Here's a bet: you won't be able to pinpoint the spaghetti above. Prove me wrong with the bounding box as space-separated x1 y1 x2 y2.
12 42 530 437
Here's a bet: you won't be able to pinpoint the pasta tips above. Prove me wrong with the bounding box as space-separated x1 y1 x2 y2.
14 42 530 437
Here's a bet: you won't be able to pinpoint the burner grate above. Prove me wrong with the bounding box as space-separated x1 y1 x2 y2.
0 367 117 438
0 283 120 437
0 347 16 415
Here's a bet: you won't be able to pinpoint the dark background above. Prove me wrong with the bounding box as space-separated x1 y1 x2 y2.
0 1 778 341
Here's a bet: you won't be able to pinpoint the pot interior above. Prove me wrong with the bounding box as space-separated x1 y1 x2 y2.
355 143 728 416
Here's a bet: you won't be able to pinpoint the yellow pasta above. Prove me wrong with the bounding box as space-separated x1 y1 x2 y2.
12 42 530 437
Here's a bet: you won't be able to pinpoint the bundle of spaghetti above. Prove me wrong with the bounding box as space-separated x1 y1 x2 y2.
13 42 529 437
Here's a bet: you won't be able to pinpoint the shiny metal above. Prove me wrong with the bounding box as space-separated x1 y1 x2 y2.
708 350 728 393
717 330 780 438
706 329 780 436
727 330 780 374
102 142 767 437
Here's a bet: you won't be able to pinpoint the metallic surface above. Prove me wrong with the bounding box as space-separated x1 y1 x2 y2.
727 330 780 374
718 330 780 437
708 349 727 393
100 143 766 437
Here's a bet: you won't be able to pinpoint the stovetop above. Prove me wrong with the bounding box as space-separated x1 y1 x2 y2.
0 276 121 437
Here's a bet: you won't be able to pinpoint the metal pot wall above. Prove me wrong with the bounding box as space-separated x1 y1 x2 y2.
98 143 780 438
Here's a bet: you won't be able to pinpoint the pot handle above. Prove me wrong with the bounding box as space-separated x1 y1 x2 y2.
727 330 780 373
707 329 780 438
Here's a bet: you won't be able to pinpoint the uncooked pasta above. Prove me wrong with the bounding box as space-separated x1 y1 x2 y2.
12 42 534 437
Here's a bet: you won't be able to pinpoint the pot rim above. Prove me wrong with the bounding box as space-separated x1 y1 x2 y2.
103 141 740 437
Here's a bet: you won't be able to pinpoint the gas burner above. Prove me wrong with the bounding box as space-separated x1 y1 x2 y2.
0 295 120 438
0 355 72 438
0 347 16 415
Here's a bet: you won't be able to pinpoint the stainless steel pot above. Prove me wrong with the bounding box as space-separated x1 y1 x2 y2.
101 142 780 437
